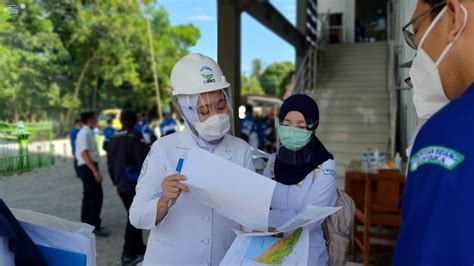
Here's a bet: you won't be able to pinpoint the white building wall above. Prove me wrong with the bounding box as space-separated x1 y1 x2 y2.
318 0 355 43
317 0 418 154
395 0 418 155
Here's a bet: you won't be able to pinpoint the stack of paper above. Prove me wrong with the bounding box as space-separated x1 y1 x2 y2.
221 205 340 265
181 147 276 231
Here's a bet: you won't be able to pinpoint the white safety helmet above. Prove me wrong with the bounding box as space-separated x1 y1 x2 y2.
170 53 234 142
170 53 230 96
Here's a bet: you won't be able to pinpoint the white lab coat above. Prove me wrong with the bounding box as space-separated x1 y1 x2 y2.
130 130 255 266
263 154 337 266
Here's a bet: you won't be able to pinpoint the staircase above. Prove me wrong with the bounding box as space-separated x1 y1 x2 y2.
310 42 390 178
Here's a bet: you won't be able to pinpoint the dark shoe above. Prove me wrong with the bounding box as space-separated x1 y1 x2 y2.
93 228 109 237
121 254 144 266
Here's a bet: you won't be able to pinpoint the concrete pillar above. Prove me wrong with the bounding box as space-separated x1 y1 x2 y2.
296 0 308 67
217 0 242 136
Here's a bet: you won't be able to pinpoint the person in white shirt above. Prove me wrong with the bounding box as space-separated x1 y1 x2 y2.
75 111 108 237
129 54 255 265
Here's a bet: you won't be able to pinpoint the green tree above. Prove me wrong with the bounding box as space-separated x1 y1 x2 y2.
0 1 199 132
0 0 67 120
259 61 295 97
251 58 262 77
241 73 264 96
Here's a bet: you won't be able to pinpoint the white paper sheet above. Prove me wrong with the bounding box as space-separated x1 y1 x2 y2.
11 209 96 266
220 227 309 266
181 147 276 231
233 205 341 237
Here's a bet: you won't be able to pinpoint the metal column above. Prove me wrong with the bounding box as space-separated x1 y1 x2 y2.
217 0 242 136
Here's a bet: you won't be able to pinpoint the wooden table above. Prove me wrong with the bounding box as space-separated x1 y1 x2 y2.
345 160 406 210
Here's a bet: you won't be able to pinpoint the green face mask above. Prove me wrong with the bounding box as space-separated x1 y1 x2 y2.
277 125 313 151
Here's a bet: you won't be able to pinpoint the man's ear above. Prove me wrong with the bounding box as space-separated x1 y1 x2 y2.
446 0 466 42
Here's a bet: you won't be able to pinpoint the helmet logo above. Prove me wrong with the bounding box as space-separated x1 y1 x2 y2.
200 66 216 84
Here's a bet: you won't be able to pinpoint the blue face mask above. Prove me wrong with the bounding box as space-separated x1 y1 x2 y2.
277 125 313 151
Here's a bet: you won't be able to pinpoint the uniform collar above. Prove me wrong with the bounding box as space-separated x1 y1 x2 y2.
175 130 234 160
82 125 93 132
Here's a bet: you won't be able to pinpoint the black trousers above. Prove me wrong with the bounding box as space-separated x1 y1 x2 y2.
79 163 103 229
73 156 80 178
119 190 146 256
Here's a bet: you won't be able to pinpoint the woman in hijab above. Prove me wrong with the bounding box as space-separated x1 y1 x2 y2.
262 94 337 265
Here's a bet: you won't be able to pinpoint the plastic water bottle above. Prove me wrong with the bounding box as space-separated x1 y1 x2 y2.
379 153 387 168
362 149 370 172
374 149 380 164
369 149 378 173
394 152 402 170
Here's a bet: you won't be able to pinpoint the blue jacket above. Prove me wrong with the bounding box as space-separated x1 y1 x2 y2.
102 126 116 141
393 84 474 266
69 128 80 154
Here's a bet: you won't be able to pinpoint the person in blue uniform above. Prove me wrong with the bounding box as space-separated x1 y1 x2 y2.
69 119 82 178
258 113 277 153
240 104 259 148
103 119 116 142
393 1 474 265
159 112 178 137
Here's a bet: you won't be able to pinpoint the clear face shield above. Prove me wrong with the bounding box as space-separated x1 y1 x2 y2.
171 88 234 142
275 114 318 165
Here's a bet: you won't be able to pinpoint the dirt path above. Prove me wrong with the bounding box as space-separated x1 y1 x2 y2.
0 156 144 266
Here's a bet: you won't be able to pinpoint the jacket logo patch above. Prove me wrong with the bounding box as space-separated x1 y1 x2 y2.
323 169 336 178
410 146 464 172
138 151 152 181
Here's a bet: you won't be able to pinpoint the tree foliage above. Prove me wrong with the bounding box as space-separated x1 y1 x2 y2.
0 0 199 128
258 61 295 97
241 59 294 97
241 72 264 96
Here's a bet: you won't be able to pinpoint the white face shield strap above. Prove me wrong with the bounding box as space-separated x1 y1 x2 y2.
172 89 234 143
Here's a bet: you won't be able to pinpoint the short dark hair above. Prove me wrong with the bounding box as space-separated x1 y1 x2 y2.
423 0 445 17
120 110 137 129
74 119 82 124
106 118 113 125
81 111 96 124
245 104 253 114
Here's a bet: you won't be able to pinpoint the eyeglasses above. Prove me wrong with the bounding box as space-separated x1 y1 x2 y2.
403 2 447 88
402 1 447 50
276 118 318 131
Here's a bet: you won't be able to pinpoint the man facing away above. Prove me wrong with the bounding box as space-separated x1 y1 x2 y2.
109 110 149 265
69 119 82 178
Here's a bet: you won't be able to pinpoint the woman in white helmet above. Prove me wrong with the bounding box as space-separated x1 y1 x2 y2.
129 53 255 265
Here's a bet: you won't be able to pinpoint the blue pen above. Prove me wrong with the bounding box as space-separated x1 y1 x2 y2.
168 158 184 208
176 158 184 173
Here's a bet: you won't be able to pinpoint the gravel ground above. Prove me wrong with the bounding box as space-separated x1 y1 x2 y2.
0 139 363 266
0 155 146 266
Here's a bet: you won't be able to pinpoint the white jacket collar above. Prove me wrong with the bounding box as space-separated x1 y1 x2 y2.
175 130 234 160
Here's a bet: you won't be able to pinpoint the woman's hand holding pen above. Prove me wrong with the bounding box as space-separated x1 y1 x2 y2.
155 174 190 225
161 174 190 207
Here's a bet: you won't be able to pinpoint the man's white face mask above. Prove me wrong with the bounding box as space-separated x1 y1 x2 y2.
409 5 468 121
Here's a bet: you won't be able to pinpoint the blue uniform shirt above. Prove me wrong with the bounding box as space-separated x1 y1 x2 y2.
393 84 474 266
240 115 258 136
103 126 116 141
69 128 80 154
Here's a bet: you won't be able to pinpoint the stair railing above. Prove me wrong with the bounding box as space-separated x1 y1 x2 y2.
386 0 401 158
292 13 329 95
